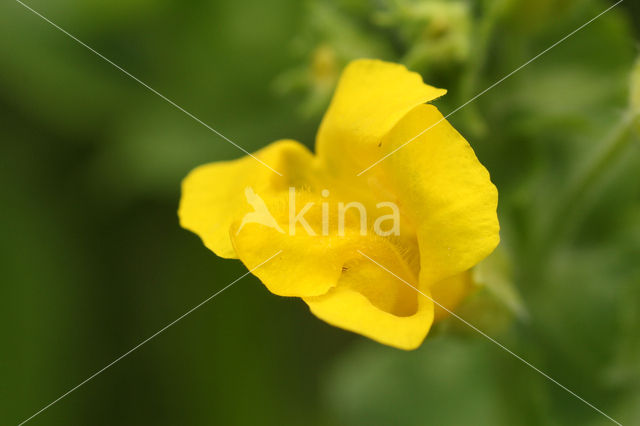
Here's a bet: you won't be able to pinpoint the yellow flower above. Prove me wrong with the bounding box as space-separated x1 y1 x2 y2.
179 59 499 350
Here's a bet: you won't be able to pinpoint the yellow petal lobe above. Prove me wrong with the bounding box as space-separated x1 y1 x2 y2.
379 104 500 285
317 59 446 175
178 140 316 258
304 251 434 350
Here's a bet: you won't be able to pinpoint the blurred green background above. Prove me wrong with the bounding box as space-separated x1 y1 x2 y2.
1 0 639 425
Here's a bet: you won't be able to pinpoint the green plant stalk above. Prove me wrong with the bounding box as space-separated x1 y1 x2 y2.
546 111 637 248
456 0 509 137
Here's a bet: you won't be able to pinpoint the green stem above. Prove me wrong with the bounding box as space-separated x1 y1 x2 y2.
457 0 508 137
545 112 637 248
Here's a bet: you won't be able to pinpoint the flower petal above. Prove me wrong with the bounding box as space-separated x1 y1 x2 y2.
379 104 500 285
178 140 317 258
316 59 446 175
229 189 419 298
304 252 434 350
230 216 349 297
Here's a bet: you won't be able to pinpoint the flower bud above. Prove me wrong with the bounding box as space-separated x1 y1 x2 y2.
375 1 472 72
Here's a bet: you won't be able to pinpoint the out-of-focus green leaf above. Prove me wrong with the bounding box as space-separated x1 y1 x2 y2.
323 338 505 426
632 57 640 133
473 247 527 320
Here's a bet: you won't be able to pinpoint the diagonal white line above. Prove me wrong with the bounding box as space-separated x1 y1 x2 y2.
14 0 283 177
357 0 624 176
357 250 622 426
17 250 282 426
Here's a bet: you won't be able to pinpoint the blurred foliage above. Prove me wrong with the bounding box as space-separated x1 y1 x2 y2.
1 0 639 425
632 57 640 134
